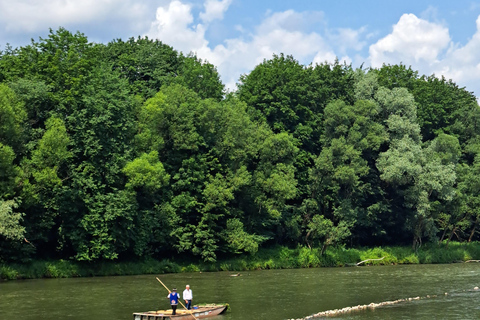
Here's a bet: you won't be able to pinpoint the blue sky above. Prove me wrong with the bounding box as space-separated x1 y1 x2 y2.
1 0 480 97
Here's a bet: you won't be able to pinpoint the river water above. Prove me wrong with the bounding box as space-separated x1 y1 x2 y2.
1 263 479 320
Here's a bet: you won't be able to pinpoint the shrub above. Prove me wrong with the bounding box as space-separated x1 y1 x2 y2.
0 265 19 280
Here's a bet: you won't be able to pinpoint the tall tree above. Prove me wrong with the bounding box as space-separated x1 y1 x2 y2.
99 38 224 101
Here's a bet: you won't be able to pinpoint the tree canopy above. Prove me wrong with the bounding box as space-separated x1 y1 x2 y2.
1 28 479 263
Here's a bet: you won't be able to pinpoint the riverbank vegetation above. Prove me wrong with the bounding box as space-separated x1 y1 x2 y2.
2 242 480 280
1 28 480 272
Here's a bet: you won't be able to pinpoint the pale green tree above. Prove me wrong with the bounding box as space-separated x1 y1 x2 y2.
0 199 24 240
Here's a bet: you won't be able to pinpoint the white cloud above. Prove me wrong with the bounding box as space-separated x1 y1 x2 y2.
312 51 339 65
369 14 450 69
256 9 325 34
199 0 232 24
0 0 152 33
147 4 343 90
327 27 367 56
432 15 480 94
366 13 480 97
147 0 208 54
252 11 329 60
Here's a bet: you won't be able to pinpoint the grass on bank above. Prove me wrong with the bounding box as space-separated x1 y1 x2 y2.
2 242 480 280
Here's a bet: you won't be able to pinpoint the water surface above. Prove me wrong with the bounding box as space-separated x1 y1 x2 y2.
1 263 479 320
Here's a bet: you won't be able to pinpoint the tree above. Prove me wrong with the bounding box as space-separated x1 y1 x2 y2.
0 144 18 199
237 55 354 204
0 199 25 240
306 97 387 249
124 151 170 193
19 115 70 233
375 86 456 250
99 38 224 101
130 84 298 261
375 64 478 142
60 63 137 261
173 54 224 101
99 37 181 99
0 83 26 144
306 214 351 254
456 153 480 242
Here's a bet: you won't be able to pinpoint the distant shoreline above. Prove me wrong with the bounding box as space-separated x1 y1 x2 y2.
2 242 479 280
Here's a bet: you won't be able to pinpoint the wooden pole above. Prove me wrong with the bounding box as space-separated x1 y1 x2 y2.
156 277 198 320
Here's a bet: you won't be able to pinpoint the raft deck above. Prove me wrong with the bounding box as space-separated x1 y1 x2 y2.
133 304 227 320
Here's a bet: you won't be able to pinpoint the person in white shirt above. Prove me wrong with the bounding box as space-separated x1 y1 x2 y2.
183 284 193 310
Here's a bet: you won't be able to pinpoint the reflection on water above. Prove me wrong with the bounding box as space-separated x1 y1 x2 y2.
1 263 479 320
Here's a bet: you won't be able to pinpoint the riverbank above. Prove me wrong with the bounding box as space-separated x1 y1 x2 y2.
2 242 479 280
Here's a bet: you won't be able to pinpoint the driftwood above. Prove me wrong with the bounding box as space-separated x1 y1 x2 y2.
295 295 429 319
465 260 480 263
356 256 385 266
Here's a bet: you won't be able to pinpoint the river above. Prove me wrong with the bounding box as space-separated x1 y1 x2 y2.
1 263 479 319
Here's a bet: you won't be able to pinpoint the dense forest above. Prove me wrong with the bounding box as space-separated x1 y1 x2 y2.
1 28 479 264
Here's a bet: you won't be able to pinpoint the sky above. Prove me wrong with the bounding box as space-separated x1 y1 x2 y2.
1 0 480 97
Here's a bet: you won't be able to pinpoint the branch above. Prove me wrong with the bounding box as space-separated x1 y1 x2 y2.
24 238 35 248
356 256 385 266
465 260 480 263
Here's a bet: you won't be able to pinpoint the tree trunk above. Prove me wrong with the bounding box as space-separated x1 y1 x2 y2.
439 228 448 244
305 231 312 250
321 242 328 255
468 218 478 242
412 236 422 252
446 226 456 249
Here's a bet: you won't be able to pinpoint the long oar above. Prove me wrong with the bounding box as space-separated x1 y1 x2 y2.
156 277 198 320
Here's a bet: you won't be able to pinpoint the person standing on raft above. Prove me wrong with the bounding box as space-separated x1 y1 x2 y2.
183 285 193 310
167 288 180 315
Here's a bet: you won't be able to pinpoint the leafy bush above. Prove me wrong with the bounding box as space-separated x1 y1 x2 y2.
0 265 18 279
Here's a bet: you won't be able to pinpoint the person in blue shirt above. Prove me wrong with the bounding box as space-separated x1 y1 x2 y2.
167 288 180 315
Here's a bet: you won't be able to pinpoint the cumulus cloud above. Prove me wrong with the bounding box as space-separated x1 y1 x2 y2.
251 10 330 60
147 4 349 90
148 0 208 52
120 1 480 99
200 0 232 24
147 3 480 95
369 13 451 69
327 27 368 56
432 15 480 94
0 0 154 33
366 13 480 96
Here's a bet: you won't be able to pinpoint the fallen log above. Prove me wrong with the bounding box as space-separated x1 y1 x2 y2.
356 256 386 266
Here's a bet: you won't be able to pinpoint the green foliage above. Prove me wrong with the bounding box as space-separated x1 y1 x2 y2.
0 143 18 198
0 84 26 151
173 54 224 100
99 37 180 99
222 218 265 254
45 260 80 278
31 116 71 168
0 265 19 280
2 27 480 266
0 199 25 240
3 242 480 280
123 151 170 192
99 37 224 100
